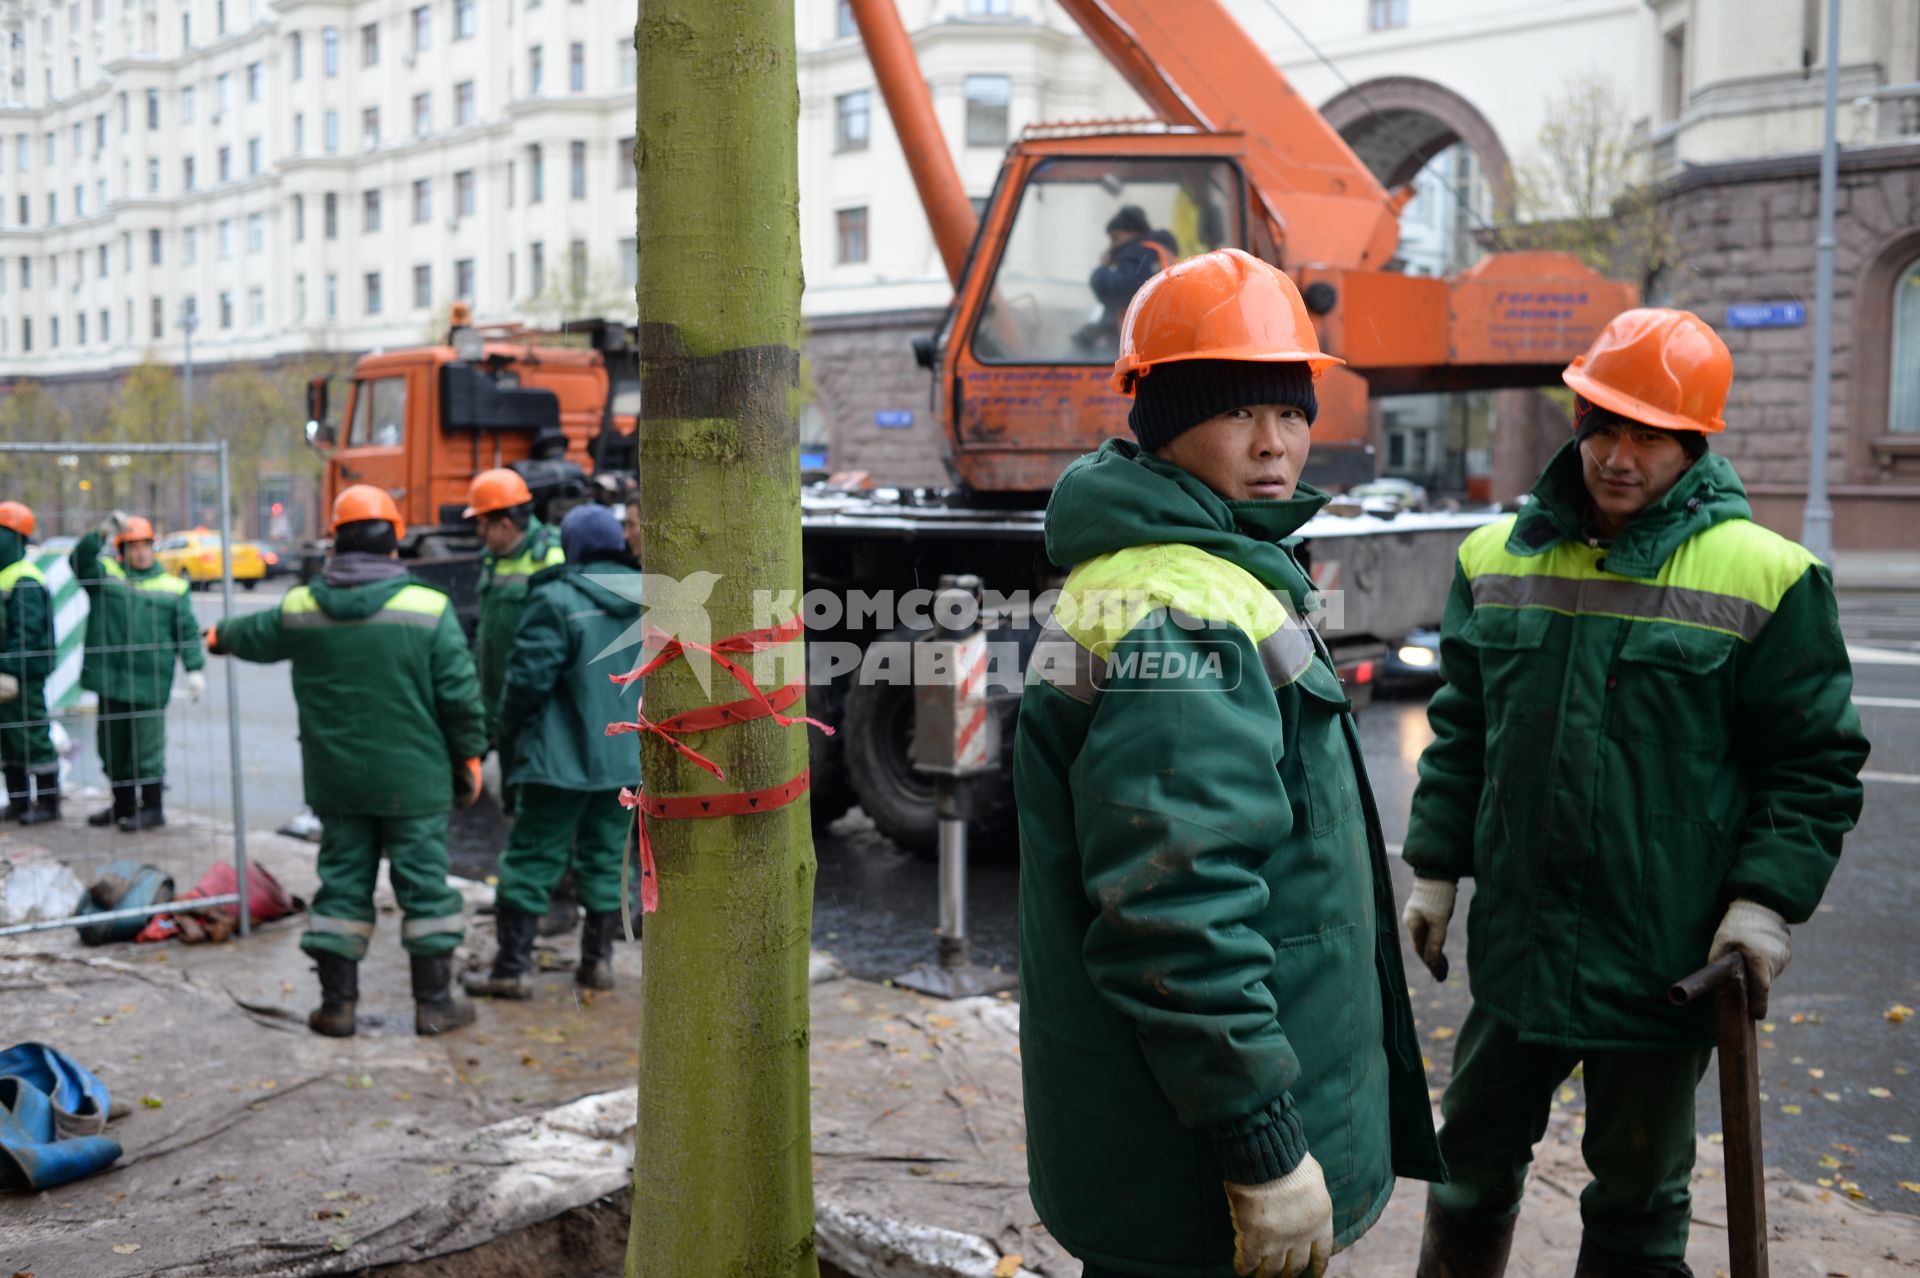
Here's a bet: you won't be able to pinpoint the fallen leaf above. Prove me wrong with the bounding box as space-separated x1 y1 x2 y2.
1834 1142 1857 1153
93 1015 113 1026
424 1165 454 1177
1889 1134 1912 1144
322 1189 350 1201
392 1091 412 1102
1869 1087 1892 1098
1900 1181 1920 1194
1823 1091 1842 1103
139 1095 163 1109
1790 1013 1806 1025
1707 1133 1723 1144
1430 1026 1455 1040
993 1257 1024 1278
1558 1087 1577 1104
925 1014 956 1030
1886 1004 1915 1024
328 1234 352 1252
1760 1022 1776 1033
1780 1104 1802 1115
1817 1177 1834 1187
1818 1154 1842 1168
1808 1068 1825 1078
117 1005 137 1014
111 1245 140 1255
315 1208 350 1221
258 1079 278 1091
1846 1187 1867 1200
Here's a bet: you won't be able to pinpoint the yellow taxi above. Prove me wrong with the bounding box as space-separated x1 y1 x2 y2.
154 529 268 589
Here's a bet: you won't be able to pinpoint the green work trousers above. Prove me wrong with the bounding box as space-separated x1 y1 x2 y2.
1430 1003 1713 1265
303 811 466 960
0 681 57 772
97 697 166 786
495 784 629 917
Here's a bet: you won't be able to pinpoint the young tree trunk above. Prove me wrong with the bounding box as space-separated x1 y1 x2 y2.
627 2 816 1276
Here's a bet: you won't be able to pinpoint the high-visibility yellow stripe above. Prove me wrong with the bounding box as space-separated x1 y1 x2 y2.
281 582 448 628
0 560 48 589
100 559 190 596
384 584 450 616
282 585 319 614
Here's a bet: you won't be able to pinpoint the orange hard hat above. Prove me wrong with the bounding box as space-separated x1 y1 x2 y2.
462 468 533 518
116 516 155 547
332 484 405 540
1562 307 1732 435
1111 248 1345 396
0 501 33 537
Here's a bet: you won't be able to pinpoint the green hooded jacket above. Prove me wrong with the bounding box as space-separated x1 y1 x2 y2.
1403 444 1868 1050
499 557 644 791
1014 439 1443 1276
217 566 488 815
71 531 204 708
475 518 564 741
0 528 54 734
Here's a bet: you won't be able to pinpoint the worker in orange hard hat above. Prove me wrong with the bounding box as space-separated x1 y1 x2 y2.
70 512 206 830
464 468 565 757
206 484 488 1038
1 500 61 825
1015 248 1441 1278
1403 308 1867 1277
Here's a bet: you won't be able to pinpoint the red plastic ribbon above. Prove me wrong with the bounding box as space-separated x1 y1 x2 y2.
608 617 830 916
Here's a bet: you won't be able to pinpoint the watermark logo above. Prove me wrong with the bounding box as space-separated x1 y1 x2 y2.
587 569 723 693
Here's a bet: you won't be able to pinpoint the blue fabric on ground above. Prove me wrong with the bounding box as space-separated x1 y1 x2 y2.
0 1042 111 1136
0 1075 122 1192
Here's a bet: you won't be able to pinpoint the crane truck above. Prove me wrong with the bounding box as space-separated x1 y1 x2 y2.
300 0 1636 854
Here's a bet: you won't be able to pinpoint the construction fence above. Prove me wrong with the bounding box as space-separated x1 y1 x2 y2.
0 441 255 942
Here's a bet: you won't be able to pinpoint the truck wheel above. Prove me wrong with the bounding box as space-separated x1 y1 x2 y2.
807 677 855 830
841 665 936 855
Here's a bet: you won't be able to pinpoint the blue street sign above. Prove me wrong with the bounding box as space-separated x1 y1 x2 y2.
1725 302 1806 329
874 410 915 429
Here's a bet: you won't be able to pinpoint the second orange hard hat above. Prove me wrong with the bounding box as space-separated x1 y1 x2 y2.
116 516 156 547
332 485 405 540
1111 248 1344 396
462 468 534 519
1562 307 1732 435
0 501 34 538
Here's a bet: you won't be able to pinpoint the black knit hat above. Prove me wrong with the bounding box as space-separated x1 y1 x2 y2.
1106 205 1151 235
1572 395 1708 460
1129 359 1319 453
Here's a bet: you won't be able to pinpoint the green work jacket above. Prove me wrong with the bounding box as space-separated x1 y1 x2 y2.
475 518 564 741
1404 444 1869 1050
0 539 55 730
71 532 204 708
499 558 644 791
1013 439 1442 1276
217 572 488 815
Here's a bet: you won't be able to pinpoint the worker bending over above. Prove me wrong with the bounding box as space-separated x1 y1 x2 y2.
208 486 488 1038
0 501 59 825
1402 309 1868 1278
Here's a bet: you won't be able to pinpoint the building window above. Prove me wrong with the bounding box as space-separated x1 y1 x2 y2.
95 114 106 151
292 113 305 155
835 90 870 152
454 169 475 216
411 5 430 52
247 212 264 252
324 110 339 154
620 235 637 287
965 75 1010 146
296 273 307 320
219 218 232 257
365 271 383 315
412 178 431 223
1662 25 1687 122
247 137 261 174
100 308 109 343
528 144 544 202
20 317 29 352
218 146 231 182
98 243 108 275
324 192 338 239
413 92 431 136
119 92 129 133
363 189 381 231
323 26 339 75
293 194 305 241
247 61 262 101
529 45 544 93
50 316 59 348
290 31 303 79
78 312 87 345
619 33 636 86
146 88 160 128
181 85 194 123
248 287 264 325
46 193 56 224
455 0 475 40
569 140 586 199
965 0 1010 13
183 226 197 263
361 21 379 66
836 206 867 264
149 227 162 264
144 157 159 192
454 80 476 126
530 241 545 295
569 41 584 92
455 257 475 299
569 238 587 291
183 155 196 190
217 72 231 114
326 272 338 317
362 107 380 149
216 0 227 35
219 290 233 329
1891 255 1920 433
836 0 856 36
616 135 636 189
1368 0 1408 29
150 297 162 339
413 263 431 309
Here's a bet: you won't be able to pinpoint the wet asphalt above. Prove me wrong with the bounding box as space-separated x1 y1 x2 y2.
173 582 1920 1211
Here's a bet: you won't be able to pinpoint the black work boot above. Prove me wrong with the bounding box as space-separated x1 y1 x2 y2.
462 908 539 999
90 783 138 827
120 782 165 831
1414 1196 1517 1278
5 766 31 821
577 910 624 991
1572 1238 1693 1278
411 953 476 1036
18 774 60 826
307 953 359 1038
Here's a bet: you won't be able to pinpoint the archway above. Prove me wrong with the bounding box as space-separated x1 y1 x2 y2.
1319 77 1514 218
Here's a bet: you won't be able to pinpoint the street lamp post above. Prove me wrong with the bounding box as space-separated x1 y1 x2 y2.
179 298 199 527
1802 0 1841 564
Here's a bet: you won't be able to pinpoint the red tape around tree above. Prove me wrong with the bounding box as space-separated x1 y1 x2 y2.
606 617 830 917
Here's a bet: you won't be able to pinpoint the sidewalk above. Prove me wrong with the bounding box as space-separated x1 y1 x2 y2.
3 820 1916 1276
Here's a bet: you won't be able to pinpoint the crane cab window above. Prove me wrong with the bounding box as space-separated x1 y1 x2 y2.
346 376 407 447
973 157 1244 364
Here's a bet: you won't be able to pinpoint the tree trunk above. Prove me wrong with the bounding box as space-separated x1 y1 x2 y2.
627 1 816 1276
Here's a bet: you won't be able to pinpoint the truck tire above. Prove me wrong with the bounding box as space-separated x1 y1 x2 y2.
807 677 855 830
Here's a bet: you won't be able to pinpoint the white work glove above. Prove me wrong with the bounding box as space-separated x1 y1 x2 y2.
1224 1155 1334 1278
185 671 206 703
0 673 16 704
1401 877 1457 982
1708 899 1791 1019
99 509 130 536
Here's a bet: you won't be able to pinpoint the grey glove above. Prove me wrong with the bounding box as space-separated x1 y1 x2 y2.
1709 899 1791 1019
1401 877 1457 982
99 509 130 536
